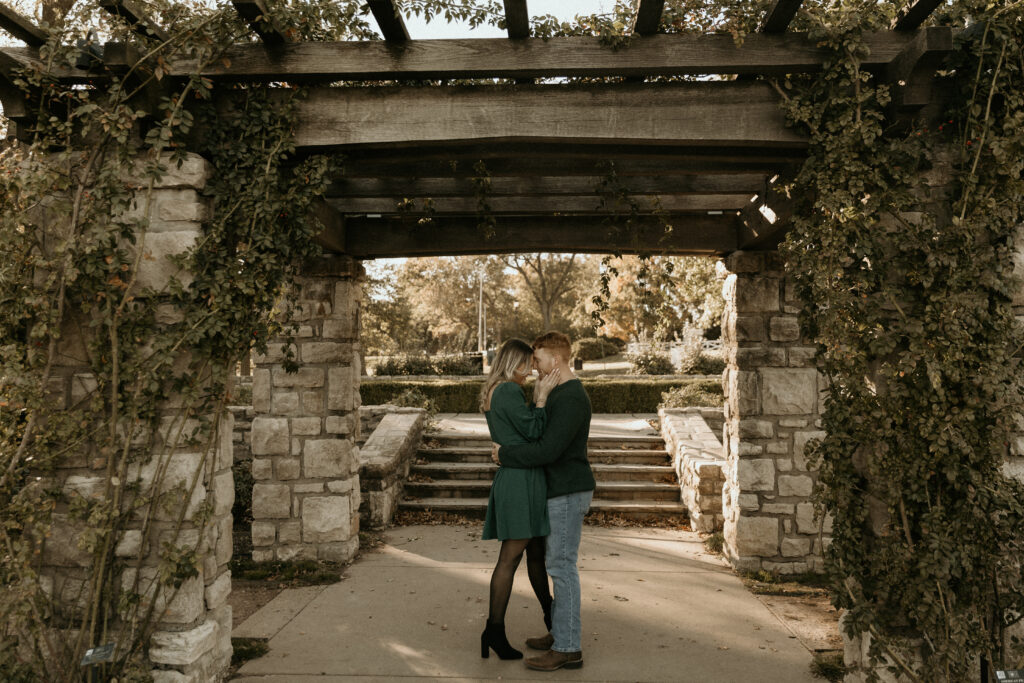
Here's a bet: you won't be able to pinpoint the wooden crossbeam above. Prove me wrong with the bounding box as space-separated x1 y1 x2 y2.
367 0 409 41
324 173 767 198
328 193 747 215
759 0 803 33
337 214 737 257
283 82 805 153
737 186 794 250
884 26 953 112
503 0 529 39
310 198 347 253
631 0 665 36
100 1 170 42
0 4 46 47
180 32 916 82
232 0 287 46
892 0 943 31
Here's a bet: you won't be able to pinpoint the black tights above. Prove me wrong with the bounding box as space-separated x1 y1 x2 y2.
487 537 552 626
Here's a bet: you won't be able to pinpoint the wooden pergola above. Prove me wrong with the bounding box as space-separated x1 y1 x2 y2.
0 0 951 258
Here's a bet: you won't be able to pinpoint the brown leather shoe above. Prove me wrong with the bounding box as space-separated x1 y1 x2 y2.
524 649 583 671
525 632 554 650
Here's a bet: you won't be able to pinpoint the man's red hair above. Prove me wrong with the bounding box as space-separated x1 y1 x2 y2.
532 331 572 361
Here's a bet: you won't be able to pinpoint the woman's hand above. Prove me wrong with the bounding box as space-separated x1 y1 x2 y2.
491 442 501 465
533 367 560 406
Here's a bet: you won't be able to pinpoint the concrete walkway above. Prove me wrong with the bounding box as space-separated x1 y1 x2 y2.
233 524 820 682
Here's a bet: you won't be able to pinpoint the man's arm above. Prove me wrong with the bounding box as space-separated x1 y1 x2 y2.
498 394 587 468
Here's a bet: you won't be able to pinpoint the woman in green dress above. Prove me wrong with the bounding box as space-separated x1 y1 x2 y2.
479 338 561 660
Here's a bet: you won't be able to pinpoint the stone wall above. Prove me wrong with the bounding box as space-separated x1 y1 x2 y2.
358 405 429 446
358 411 427 528
659 407 726 533
39 154 234 681
719 250 830 574
249 256 364 563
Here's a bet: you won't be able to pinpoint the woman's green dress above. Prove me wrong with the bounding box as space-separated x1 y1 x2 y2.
482 381 550 540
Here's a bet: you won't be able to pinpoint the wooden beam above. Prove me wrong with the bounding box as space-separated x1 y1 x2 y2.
0 4 46 47
884 26 953 112
178 31 917 82
281 82 806 152
367 0 409 42
100 1 171 42
324 173 767 198
232 0 287 46
0 46 98 82
503 0 529 39
338 214 738 258
631 0 664 36
737 185 793 250
310 198 347 253
328 193 748 215
759 0 803 33
892 0 943 31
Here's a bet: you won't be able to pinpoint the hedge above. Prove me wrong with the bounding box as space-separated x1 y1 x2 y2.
360 377 723 413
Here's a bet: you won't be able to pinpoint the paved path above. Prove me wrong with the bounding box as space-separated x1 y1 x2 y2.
431 413 661 440
233 524 819 682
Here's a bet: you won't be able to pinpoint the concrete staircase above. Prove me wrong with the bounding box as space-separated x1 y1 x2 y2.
398 431 688 521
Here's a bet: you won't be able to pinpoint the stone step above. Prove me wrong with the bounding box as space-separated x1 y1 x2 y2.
411 461 676 482
398 496 688 521
404 480 681 501
423 432 665 451
417 447 669 466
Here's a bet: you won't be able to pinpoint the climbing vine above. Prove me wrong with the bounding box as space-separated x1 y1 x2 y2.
775 3 1024 679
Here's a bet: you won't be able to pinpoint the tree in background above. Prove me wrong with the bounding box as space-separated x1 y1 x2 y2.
501 253 583 331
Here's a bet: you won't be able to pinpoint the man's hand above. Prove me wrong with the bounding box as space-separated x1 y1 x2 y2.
491 442 501 466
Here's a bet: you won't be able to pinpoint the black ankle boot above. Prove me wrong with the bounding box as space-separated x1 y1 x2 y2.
480 622 523 660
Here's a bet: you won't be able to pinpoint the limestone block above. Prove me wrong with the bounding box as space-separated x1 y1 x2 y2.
788 346 817 368
304 439 355 479
133 230 198 292
734 276 780 313
271 391 300 415
205 570 231 610
253 369 271 413
303 391 325 413
276 457 300 480
251 417 289 455
293 482 324 493
319 537 360 563
115 530 144 558
1013 225 1024 305
302 495 351 543
726 516 779 557
44 515 92 567
151 671 200 683
776 458 793 471
302 342 354 364
126 452 208 521
212 470 234 517
760 368 818 415
327 477 355 494
272 367 324 388
738 419 774 439
737 493 760 511
328 366 358 411
793 430 826 470
1003 458 1024 484
778 418 808 428
763 560 809 575
253 343 289 364
778 474 814 497
217 411 234 471
781 537 811 557
149 619 218 667
252 483 291 519
323 317 356 340
734 315 764 341
252 458 273 480
277 544 318 561
796 502 833 534
736 458 775 491
291 417 322 436
251 521 276 546
64 475 106 500
252 549 274 562
215 514 232 566
326 415 353 435
769 316 800 342
760 503 795 515
766 441 790 455
726 369 760 416
278 519 301 544
123 567 204 624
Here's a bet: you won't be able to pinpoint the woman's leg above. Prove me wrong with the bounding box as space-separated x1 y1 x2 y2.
525 536 553 630
488 538 531 625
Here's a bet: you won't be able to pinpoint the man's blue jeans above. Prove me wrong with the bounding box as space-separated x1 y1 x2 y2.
545 490 592 653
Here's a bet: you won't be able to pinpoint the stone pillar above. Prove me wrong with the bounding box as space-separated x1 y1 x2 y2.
250 255 363 563
719 250 829 574
38 154 234 680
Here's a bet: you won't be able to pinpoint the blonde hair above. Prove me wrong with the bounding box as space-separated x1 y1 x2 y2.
533 331 572 361
480 339 534 412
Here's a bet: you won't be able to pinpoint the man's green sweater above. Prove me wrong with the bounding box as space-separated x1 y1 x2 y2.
498 378 595 498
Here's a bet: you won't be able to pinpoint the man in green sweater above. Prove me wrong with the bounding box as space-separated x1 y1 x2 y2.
496 331 595 671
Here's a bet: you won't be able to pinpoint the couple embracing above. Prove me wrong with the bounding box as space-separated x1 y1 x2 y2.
479 331 595 672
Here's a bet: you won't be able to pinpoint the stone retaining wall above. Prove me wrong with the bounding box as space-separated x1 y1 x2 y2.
659 407 726 532
249 256 364 564
358 405 430 446
358 411 427 528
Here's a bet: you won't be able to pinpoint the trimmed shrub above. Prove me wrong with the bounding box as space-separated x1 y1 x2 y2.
627 348 675 375
571 337 617 361
374 354 436 376
660 382 724 409
386 387 438 415
689 354 726 375
360 378 722 413
433 354 482 375
599 334 627 350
